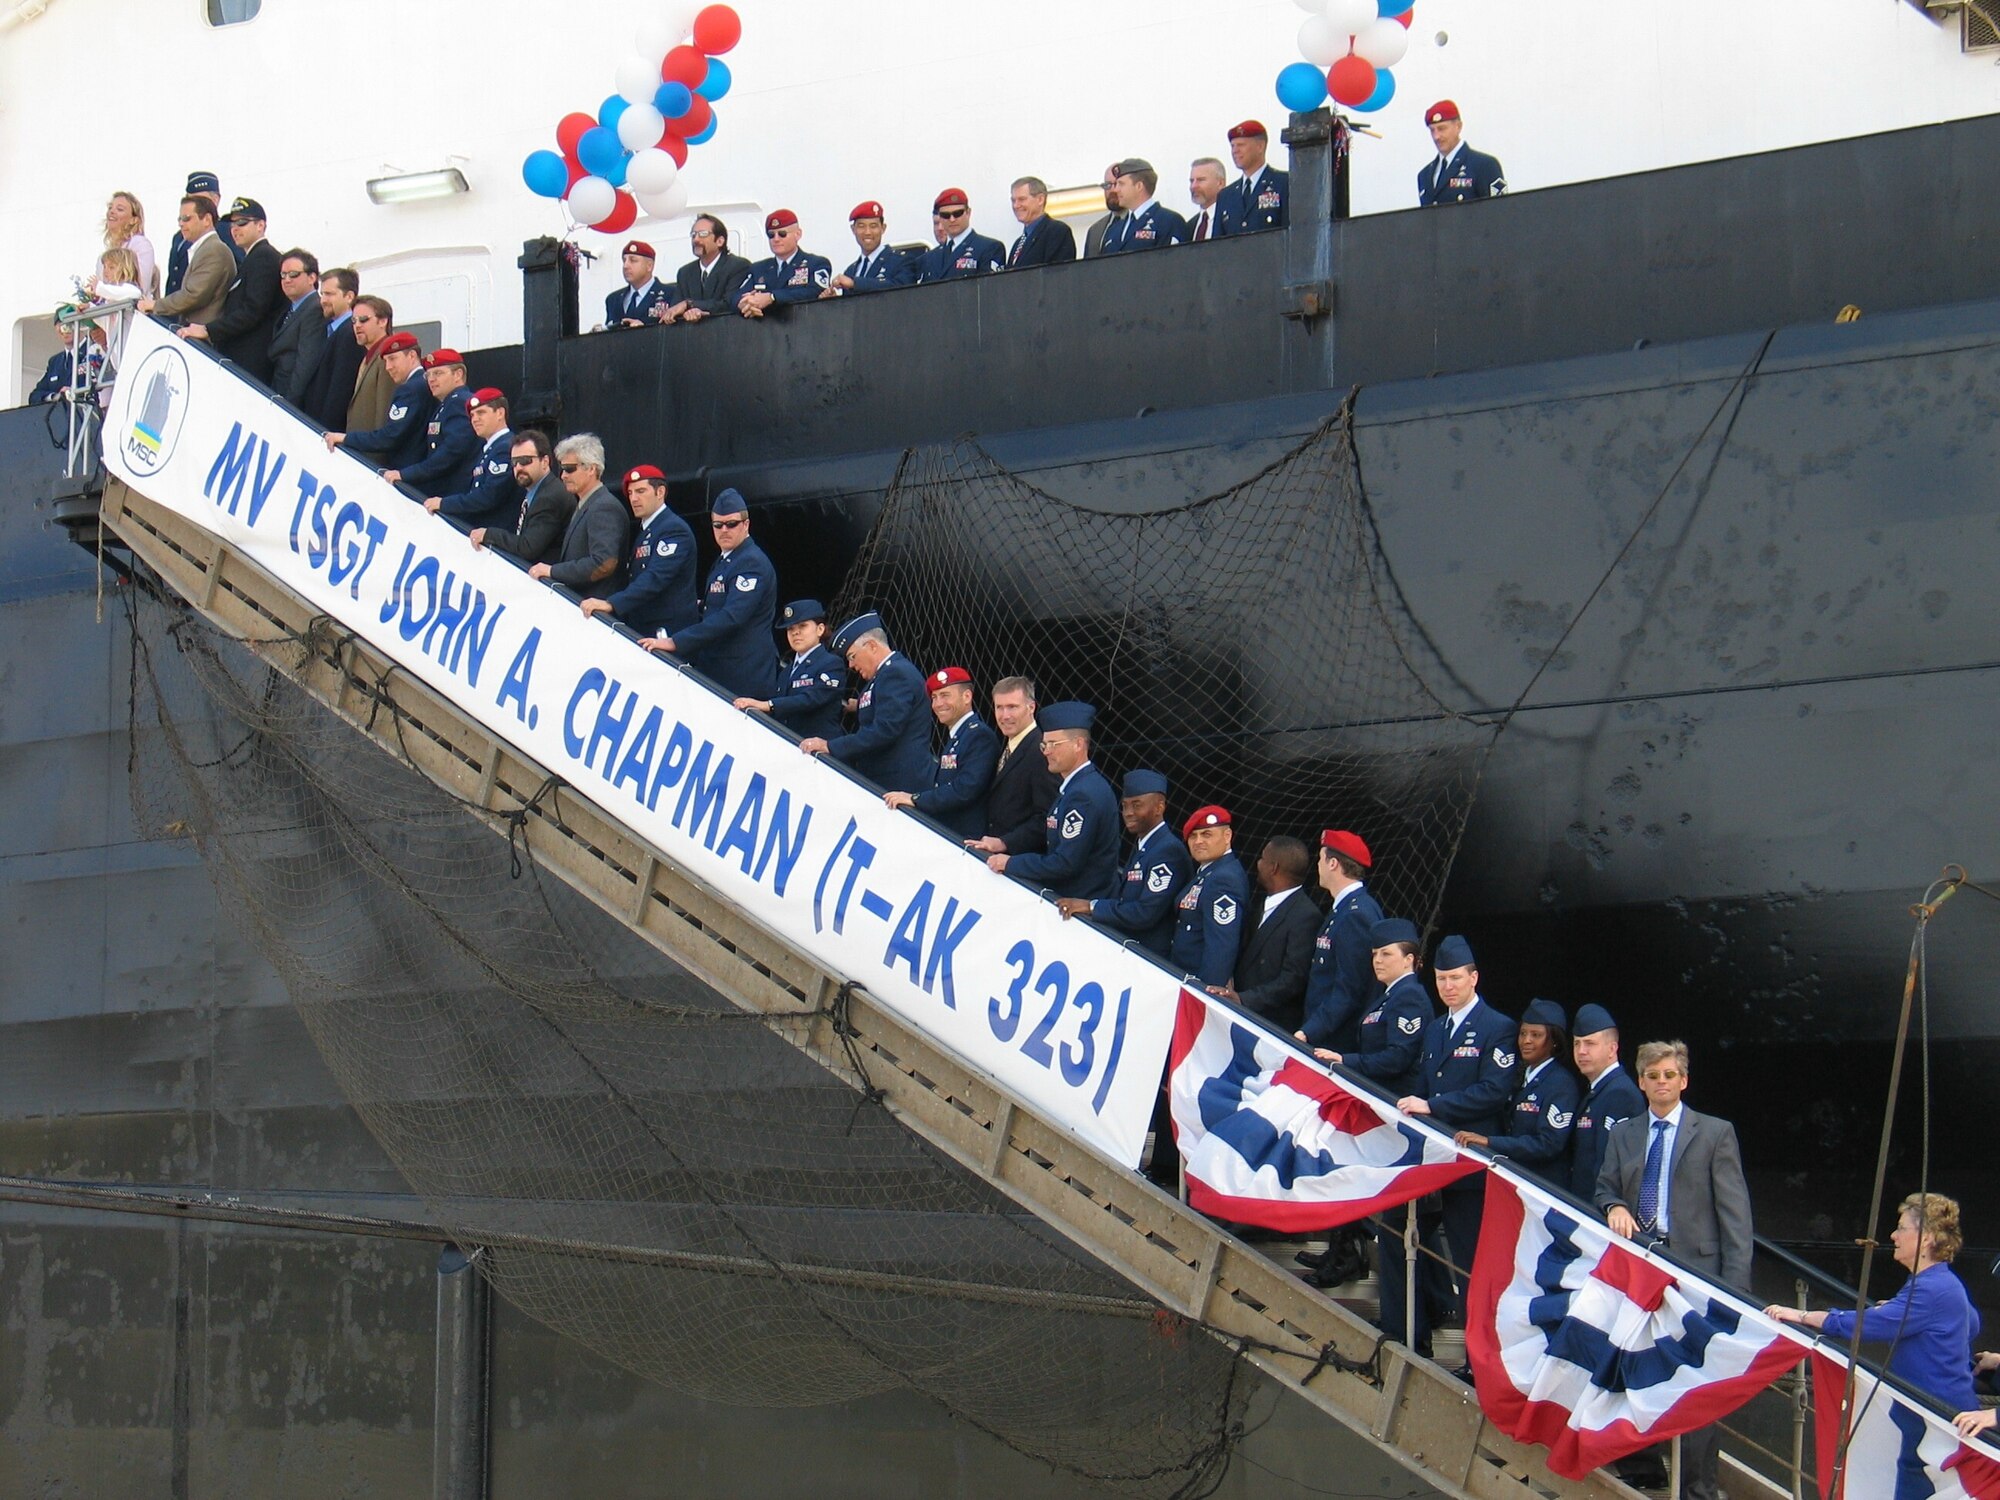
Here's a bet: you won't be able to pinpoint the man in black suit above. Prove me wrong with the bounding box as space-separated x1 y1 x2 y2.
1005 177 1077 269
659 215 752 324
181 197 284 383
266 249 326 404
1082 165 1124 258
1213 836 1318 1032
474 430 573 566
965 675 1060 858
526 433 627 600
299 268 365 430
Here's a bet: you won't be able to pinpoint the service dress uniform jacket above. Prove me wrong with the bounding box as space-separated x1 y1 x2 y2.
1418 146 1506 207
1300 883 1384 1051
1006 216 1077 269
604 277 671 326
673 253 753 316
916 231 1007 282
205 238 284 383
1218 167 1289 234
1343 973 1432 1097
674 538 779 697
985 731 1062 853
344 369 436 471
545 483 629 602
1231 888 1320 1030
267 292 326 405
766 645 846 742
601 507 699 636
1004 762 1120 900
1489 1060 1580 1189
736 252 833 307
827 652 934 794
1568 1063 1646 1203
1169 850 1250 988
840 246 916 293
1416 997 1520 1134
399 386 480 494
484 474 574 565
435 430 521 533
909 712 1000 840
1087 824 1192 959
1099 202 1186 255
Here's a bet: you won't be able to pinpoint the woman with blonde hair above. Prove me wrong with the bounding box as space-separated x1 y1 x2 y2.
103 191 158 297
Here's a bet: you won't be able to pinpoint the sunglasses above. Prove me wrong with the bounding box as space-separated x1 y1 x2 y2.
938 208 968 220
510 458 539 468
711 517 747 530
559 463 583 474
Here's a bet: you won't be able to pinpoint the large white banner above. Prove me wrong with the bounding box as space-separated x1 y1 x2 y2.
104 314 1212 1163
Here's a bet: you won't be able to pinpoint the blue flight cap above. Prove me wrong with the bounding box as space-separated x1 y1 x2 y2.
1573 1002 1618 1037
185 170 220 195
1522 997 1568 1033
1121 769 1169 799
1369 917 1421 949
830 612 884 654
1037 701 1096 733
1434 934 1476 971
711 487 749 516
781 598 825 625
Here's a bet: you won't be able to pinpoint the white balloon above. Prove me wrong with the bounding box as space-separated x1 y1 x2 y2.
1321 0 1377 35
616 54 661 106
634 9 693 60
636 179 690 220
1289 0 1325 12
1352 16 1411 68
626 148 680 196
567 175 616 225
617 103 666 152
1297 15 1346 66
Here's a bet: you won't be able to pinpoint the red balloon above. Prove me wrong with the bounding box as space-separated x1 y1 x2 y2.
692 4 741 54
555 111 596 157
1392 8 1413 26
1328 54 1378 108
655 133 689 167
661 45 707 86
592 191 639 235
667 94 713 138
564 154 587 189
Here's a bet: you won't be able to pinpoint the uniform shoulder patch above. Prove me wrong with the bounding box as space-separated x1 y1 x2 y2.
1548 1107 1573 1130
1397 1015 1423 1035
1060 808 1084 840
1212 895 1237 926
661 542 677 555
1146 864 1174 893
388 403 408 420
734 574 757 590
1492 1048 1517 1070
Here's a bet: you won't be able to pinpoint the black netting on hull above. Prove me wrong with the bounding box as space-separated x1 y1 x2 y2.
830 406 1494 930
123 590 1247 1498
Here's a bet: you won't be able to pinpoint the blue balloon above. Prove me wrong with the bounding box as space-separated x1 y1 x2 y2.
603 152 630 189
522 150 570 199
578 126 625 177
653 81 694 119
1275 62 1328 114
1357 66 1396 112
685 114 717 146
697 57 732 102
599 93 629 130
1376 0 1410 14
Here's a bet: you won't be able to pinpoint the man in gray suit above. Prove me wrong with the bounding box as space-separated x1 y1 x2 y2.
266 249 326 403
1082 164 1126 258
1596 1039 1753 1500
528 432 627 602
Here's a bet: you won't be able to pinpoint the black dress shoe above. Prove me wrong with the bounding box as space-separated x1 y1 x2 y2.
1294 1247 1329 1270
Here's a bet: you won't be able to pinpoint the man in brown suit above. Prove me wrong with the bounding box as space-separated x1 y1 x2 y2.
141 198 231 327
345 296 397 432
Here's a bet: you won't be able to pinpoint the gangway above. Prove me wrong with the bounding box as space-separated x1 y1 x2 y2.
91 313 1646 1500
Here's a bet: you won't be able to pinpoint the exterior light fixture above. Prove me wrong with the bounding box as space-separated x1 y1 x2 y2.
366 168 470 205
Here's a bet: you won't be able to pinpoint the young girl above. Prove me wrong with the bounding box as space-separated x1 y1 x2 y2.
86 247 144 399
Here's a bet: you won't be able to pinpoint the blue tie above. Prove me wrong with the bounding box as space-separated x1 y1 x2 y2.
1637 1118 1669 1229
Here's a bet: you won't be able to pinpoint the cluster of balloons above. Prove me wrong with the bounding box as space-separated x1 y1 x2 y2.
520 4 742 234
1275 0 1412 116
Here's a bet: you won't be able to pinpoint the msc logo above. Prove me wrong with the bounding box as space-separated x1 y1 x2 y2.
122 345 192 477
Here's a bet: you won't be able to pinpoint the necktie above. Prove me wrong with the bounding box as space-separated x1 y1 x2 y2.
1637 1119 1669 1229
1193 210 1209 243
1009 235 1024 265
627 288 639 317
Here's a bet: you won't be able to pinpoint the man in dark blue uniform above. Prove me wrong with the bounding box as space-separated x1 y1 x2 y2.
604 240 671 327
1417 100 1507 207
1055 769 1190 958
915 189 1007 282
986 703 1119 900
425 388 518 533
327 330 434 472
738 600 845 741
1567 1003 1646 1205
1452 997 1577 1192
1218 122 1288 235
1099 160 1186 254
831 201 915 294
802 613 933 795
1168 806 1249 987
1393 935 1519 1363
885 666 999 839
643 489 777 697
1299 829 1384 1053
735 210 833 317
581 465 699 639
384 348 479 496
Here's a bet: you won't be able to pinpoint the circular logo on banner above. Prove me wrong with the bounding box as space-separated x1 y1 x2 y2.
121 343 192 477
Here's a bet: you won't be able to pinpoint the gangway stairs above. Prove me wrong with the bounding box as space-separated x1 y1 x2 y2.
92 350 1644 1500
